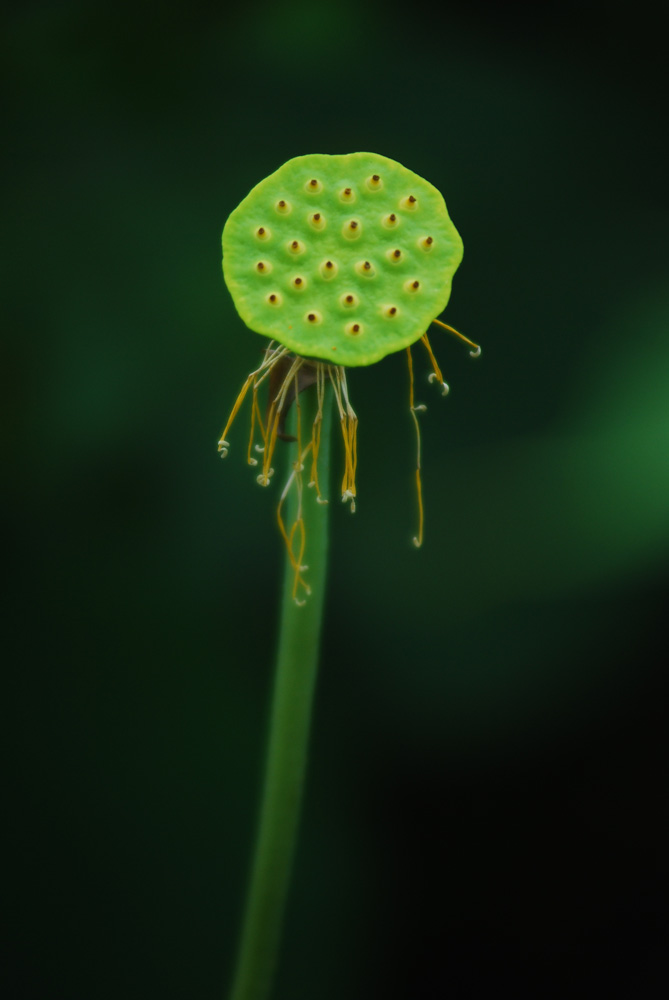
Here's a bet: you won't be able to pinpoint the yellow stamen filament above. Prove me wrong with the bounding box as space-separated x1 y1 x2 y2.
218 342 288 457
329 365 358 511
431 318 482 358
406 347 424 549
309 364 327 502
420 333 449 396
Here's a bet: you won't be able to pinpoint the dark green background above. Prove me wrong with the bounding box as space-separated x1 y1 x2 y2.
5 2 667 997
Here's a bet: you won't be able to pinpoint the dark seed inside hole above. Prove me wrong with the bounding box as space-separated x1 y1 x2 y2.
310 179 318 186
278 200 286 208
372 174 380 182
389 213 396 222
393 249 401 258
409 195 416 203
426 236 433 245
308 313 316 321
257 262 265 271
352 324 360 332
350 221 358 229
269 294 277 302
389 306 397 315
314 213 321 221
292 240 298 248
344 187 351 195
325 261 333 269
346 295 353 303
412 280 419 288
363 261 371 270
258 227 265 235
295 278 302 285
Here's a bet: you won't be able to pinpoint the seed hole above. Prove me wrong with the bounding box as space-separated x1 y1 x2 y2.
339 186 355 203
356 260 375 277
276 199 292 214
400 195 418 211
366 174 383 191
306 178 323 194
310 211 326 229
420 236 434 251
293 276 306 289
256 260 272 273
382 212 399 229
256 226 271 240
346 322 362 336
343 219 362 239
319 259 338 279
404 278 421 293
340 292 358 308
387 305 398 316
266 292 282 306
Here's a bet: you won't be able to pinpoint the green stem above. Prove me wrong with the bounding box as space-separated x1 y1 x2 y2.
229 384 332 1000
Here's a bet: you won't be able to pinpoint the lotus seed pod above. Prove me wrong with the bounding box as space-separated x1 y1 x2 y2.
222 152 464 367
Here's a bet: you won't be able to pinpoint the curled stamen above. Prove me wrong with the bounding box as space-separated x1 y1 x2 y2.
406 346 424 548
431 318 481 358
428 373 450 396
218 440 230 458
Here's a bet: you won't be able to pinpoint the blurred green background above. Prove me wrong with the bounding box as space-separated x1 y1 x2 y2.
4 1 667 997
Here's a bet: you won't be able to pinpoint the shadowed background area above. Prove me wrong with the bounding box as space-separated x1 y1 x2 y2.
4 1 667 997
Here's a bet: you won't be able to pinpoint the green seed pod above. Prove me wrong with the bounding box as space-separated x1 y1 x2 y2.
222 152 464 367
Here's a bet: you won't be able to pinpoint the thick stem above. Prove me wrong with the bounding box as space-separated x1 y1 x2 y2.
229 384 332 1000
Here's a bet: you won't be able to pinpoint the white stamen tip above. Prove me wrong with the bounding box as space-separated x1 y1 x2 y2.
255 444 265 453
295 598 306 607
256 469 274 486
441 382 450 396
412 536 422 548
413 404 427 413
218 440 230 457
248 458 258 466
316 496 329 505
469 345 481 358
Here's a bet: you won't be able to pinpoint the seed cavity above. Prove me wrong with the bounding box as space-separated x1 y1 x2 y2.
343 219 362 240
292 275 306 290
339 186 355 203
356 260 375 276
340 292 359 309
266 292 282 306
382 213 399 229
404 278 421 293
275 199 292 214
385 305 399 317
305 310 322 324
419 236 434 251
386 248 403 263
400 194 418 211
256 260 272 274
255 226 271 240
366 173 383 191
309 212 326 230
319 259 338 279
306 178 323 194
288 239 306 255
346 322 363 336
